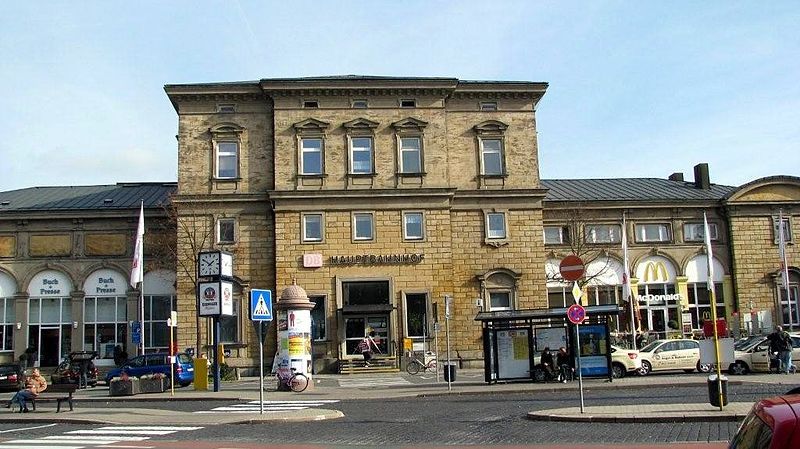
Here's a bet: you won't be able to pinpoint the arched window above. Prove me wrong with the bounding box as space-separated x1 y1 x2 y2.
479 269 519 311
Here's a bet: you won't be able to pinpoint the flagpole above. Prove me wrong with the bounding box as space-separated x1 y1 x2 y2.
622 212 636 350
778 210 794 328
705 211 724 411
130 200 146 357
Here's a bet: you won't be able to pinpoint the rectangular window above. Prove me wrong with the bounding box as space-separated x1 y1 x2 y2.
350 137 373 174
216 142 239 179
303 100 319 108
400 99 416 108
584 224 621 243
635 223 671 243
403 212 424 240
684 222 719 242
217 218 235 244
310 295 326 341
0 297 14 351
480 102 498 111
300 138 323 175
217 104 236 113
486 212 507 239
353 213 374 241
352 99 368 109
399 137 422 173
220 300 239 343
480 139 504 175
544 226 570 245
489 291 511 311
405 293 428 338
303 213 323 242
144 295 176 349
774 216 794 244
547 287 568 308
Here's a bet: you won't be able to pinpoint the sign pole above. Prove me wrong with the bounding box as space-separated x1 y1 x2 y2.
445 295 452 392
168 317 174 397
249 288 273 412
258 321 264 414
213 316 220 392
575 323 585 413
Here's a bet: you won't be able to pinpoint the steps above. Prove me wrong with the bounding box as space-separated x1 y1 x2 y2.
339 356 399 374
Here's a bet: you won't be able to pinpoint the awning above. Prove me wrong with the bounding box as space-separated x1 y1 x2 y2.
474 304 620 322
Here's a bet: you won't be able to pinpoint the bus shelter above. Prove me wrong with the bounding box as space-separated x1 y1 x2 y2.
474 304 620 384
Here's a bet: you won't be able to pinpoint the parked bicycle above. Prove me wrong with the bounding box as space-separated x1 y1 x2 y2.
406 351 437 375
275 367 309 392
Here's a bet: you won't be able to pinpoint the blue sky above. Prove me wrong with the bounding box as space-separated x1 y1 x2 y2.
1 1 797 191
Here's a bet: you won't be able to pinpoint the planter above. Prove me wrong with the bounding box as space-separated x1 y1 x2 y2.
109 379 140 396
139 378 167 394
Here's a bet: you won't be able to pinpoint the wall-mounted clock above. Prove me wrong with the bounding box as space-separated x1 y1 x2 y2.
198 251 221 277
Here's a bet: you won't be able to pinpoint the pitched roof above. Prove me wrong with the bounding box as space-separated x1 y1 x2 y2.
0 183 176 212
541 178 736 203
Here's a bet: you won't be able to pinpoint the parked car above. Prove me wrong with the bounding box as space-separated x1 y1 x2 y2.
0 364 24 391
51 351 99 387
610 345 642 378
728 394 800 448
105 352 194 387
729 334 800 375
636 339 713 375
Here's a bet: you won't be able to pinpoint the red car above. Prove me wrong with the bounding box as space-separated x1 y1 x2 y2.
729 394 800 448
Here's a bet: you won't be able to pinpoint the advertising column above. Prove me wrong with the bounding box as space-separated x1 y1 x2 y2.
274 280 314 390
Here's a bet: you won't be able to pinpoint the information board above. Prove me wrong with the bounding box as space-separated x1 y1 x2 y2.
496 329 530 379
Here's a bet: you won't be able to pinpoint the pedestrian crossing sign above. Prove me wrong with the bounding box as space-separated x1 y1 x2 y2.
250 289 273 321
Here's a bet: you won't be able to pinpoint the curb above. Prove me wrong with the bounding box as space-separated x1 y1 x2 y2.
526 411 747 423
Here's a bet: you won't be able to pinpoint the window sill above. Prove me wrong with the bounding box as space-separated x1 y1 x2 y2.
298 173 328 178
347 173 376 178
479 173 508 179
213 177 242 182
397 172 426 177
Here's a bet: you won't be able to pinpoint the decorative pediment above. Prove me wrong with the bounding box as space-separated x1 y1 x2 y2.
473 120 508 135
342 117 379 131
391 117 428 132
292 118 330 134
726 176 800 204
209 122 244 136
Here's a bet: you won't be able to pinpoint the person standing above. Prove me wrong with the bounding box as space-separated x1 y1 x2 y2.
768 325 793 374
556 347 573 383
6 368 47 413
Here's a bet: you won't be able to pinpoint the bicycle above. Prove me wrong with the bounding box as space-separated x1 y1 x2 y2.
275 367 309 392
406 352 437 375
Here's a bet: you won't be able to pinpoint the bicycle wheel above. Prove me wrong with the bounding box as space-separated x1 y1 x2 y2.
289 373 309 392
406 360 421 375
428 360 437 372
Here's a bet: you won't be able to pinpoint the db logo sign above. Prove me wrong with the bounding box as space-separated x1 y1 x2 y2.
203 287 217 300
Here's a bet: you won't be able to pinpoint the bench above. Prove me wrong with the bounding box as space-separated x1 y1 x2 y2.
30 384 77 412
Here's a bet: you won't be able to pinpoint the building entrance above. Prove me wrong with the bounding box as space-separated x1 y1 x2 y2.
344 315 389 356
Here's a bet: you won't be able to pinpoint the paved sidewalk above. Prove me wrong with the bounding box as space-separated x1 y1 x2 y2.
0 369 796 425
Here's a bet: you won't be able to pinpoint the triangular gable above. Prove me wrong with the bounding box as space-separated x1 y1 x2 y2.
343 117 379 130
391 117 429 132
293 118 330 134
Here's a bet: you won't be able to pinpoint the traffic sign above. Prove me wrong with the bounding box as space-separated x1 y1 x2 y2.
250 289 273 321
571 281 583 304
560 255 585 281
567 303 586 325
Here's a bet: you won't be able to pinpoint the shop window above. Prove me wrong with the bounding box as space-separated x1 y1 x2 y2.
773 216 794 244
217 218 235 244
353 212 374 241
405 293 429 338
403 212 424 241
486 212 507 240
302 213 324 243
300 138 324 175
0 297 14 351
684 222 719 242
220 300 239 343
143 294 176 350
635 223 671 243
686 283 725 330
584 224 621 244
84 296 127 359
310 295 327 341
544 226 570 245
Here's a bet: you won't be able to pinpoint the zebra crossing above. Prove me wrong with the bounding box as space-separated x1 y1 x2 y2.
336 376 413 388
196 399 340 414
0 425 202 449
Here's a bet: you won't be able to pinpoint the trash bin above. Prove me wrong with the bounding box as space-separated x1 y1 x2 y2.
707 374 728 407
444 363 457 382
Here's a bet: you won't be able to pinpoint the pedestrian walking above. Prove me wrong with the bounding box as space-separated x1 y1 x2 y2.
357 331 381 366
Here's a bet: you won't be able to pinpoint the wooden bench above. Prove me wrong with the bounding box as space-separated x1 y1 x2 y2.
30 384 77 412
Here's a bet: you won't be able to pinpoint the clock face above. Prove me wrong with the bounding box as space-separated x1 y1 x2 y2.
198 252 220 277
221 253 233 277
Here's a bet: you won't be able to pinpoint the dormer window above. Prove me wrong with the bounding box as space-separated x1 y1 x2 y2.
400 99 416 108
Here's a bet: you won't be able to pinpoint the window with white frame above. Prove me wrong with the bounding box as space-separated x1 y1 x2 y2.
544 226 570 245
350 137 373 174
778 273 799 329
216 142 239 179
773 216 794 244
143 294 176 349
220 299 239 343
480 139 504 175
684 222 719 242
399 137 422 173
0 298 14 352
635 223 671 243
489 291 511 310
686 283 725 330
584 224 621 243
486 212 507 240
482 271 517 312
300 138 323 175
302 213 324 242
403 212 424 241
217 218 235 244
309 295 327 340
404 293 429 338
353 212 374 241
84 296 127 359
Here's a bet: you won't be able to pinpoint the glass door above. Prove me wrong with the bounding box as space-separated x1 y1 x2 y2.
344 315 390 357
647 309 667 339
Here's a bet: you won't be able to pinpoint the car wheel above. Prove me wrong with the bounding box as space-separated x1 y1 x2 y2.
697 362 713 373
638 360 652 376
730 361 750 375
611 363 626 379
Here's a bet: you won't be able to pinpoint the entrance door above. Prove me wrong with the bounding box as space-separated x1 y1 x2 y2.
40 327 60 366
648 309 667 338
344 315 389 357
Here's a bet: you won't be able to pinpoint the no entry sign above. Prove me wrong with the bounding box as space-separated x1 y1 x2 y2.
559 255 585 281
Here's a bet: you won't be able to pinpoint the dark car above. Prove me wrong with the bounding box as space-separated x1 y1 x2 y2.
0 364 24 391
729 394 800 448
51 351 99 387
105 353 194 388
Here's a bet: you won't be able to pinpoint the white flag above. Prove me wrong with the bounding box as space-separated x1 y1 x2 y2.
130 201 144 287
622 214 632 302
703 212 714 291
778 210 790 289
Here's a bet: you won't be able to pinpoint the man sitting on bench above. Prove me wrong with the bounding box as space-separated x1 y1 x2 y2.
6 368 47 413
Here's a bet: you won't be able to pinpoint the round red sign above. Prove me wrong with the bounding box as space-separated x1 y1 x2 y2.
567 303 586 325
559 255 585 281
